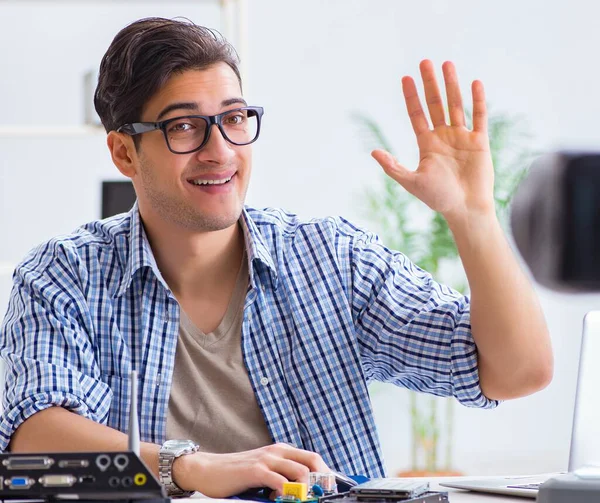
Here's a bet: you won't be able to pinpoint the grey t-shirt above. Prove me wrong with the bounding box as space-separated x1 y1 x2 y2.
166 254 273 453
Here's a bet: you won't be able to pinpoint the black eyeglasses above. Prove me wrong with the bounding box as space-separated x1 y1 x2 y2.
117 106 264 154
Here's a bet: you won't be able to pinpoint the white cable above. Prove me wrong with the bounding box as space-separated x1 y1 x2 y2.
128 370 140 457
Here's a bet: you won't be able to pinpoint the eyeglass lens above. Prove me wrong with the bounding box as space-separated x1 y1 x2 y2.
165 109 259 153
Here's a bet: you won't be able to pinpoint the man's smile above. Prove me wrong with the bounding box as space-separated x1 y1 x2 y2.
186 171 237 193
190 175 233 186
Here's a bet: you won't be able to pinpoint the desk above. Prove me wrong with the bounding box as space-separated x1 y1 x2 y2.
428 478 529 501
189 477 531 503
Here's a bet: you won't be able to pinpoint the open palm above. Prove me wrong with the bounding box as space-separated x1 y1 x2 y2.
373 60 495 220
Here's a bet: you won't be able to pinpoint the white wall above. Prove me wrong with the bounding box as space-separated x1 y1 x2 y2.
2 0 600 476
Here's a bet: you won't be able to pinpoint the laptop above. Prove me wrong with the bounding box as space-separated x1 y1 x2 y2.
440 310 600 498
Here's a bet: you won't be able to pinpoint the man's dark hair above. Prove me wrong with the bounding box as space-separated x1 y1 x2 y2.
94 17 241 133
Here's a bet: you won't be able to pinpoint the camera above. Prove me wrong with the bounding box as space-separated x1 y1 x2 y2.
511 151 600 292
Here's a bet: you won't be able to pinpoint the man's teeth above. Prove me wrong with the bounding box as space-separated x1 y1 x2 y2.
191 176 233 186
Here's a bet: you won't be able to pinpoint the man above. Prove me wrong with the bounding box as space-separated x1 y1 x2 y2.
0 17 552 498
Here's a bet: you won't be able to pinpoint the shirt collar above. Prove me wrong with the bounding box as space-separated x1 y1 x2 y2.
241 207 279 290
115 202 171 298
115 203 278 298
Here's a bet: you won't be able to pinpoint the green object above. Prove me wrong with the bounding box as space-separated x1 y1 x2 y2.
352 106 536 473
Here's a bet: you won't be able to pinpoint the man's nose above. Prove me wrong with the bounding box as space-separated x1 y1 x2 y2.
196 124 235 164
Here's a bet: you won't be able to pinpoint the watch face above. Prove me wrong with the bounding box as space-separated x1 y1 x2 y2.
165 440 194 449
164 439 195 450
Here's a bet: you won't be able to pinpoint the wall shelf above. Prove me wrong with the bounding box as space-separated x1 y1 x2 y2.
0 126 106 138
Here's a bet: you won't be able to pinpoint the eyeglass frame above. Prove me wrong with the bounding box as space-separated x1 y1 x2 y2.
116 106 264 155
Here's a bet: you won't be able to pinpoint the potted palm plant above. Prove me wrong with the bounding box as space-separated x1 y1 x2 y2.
353 107 535 475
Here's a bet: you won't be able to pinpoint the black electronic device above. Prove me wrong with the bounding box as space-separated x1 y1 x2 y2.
511 151 600 291
0 371 167 502
0 451 164 500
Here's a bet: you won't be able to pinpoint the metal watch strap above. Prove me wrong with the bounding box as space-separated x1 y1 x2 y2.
159 441 199 497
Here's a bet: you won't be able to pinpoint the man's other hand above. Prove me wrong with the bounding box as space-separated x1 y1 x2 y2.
173 442 330 498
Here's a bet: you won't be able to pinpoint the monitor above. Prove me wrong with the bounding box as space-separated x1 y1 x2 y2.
101 180 136 219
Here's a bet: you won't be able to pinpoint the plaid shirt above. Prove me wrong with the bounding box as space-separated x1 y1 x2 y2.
0 204 497 476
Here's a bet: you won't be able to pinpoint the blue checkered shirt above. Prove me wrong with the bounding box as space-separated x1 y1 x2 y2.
0 205 497 476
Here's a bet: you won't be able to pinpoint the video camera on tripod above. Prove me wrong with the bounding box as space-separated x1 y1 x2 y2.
511 150 600 503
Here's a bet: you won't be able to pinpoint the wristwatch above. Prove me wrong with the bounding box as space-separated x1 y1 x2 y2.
158 439 200 497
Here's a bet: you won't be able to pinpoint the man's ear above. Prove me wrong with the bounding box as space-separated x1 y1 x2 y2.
107 131 138 178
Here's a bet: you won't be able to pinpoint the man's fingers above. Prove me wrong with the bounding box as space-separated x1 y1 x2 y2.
401 76 430 136
419 59 446 128
371 150 415 192
471 80 488 133
271 443 330 472
255 468 288 495
194 446 330 498
267 456 311 485
442 61 466 127
256 452 318 495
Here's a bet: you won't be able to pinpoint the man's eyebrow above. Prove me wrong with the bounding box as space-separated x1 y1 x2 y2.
156 102 198 121
156 98 248 121
222 97 247 108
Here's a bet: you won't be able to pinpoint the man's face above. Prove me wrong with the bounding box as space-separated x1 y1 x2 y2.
132 63 252 233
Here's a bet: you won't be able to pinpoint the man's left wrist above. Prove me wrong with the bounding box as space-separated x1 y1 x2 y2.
159 439 199 497
172 450 201 494
445 207 499 238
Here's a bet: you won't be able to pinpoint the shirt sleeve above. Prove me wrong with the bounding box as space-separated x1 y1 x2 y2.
0 242 112 452
349 230 499 409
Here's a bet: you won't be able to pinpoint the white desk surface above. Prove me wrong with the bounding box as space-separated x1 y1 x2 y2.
426 477 530 501
187 476 535 502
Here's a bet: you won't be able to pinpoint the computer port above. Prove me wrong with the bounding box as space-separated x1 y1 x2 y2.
6 476 34 489
95 454 111 472
58 459 89 469
108 476 120 488
134 473 147 486
39 475 77 487
79 475 95 484
3 456 54 470
113 453 129 471
121 476 133 487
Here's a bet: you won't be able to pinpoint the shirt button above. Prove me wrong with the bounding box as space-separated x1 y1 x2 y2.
260 377 269 386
